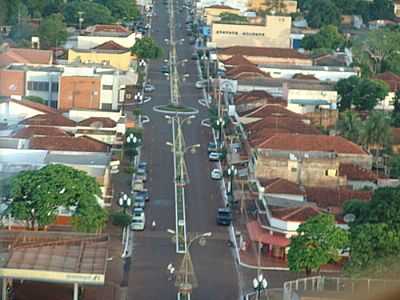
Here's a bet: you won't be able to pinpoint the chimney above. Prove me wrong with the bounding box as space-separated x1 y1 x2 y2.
31 36 40 49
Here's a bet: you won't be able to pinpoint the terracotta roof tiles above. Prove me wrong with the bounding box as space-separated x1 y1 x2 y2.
339 163 378 181
12 126 70 139
20 113 76 127
221 54 253 66
292 73 319 80
9 99 58 114
259 178 305 195
239 103 304 119
78 117 117 128
373 71 400 92
0 48 53 67
225 65 270 79
269 205 323 222
92 41 128 51
258 133 368 155
30 136 109 152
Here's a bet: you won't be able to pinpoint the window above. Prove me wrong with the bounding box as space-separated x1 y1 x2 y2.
27 81 49 91
325 169 337 176
101 103 112 111
291 167 297 172
102 85 113 90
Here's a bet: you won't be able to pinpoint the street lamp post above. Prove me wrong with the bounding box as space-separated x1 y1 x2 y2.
253 274 268 300
167 230 212 299
118 193 132 214
126 133 141 164
227 165 237 198
216 117 225 146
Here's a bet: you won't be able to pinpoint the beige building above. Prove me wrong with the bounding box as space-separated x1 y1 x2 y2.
248 0 298 14
396 0 400 17
211 15 291 48
202 5 241 25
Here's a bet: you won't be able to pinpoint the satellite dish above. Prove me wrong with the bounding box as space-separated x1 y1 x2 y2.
343 213 355 224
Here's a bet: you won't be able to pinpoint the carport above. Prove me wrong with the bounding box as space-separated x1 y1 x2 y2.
0 231 109 300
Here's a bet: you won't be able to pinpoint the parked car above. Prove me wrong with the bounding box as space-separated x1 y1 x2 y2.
191 53 199 60
207 142 219 153
138 161 148 169
136 169 147 182
136 190 150 201
211 168 223 180
132 207 144 214
195 80 207 89
131 212 145 230
217 208 232 225
144 83 155 92
161 64 169 74
134 195 146 208
209 151 223 161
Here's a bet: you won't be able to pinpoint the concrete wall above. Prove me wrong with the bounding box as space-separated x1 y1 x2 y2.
254 155 348 187
58 76 101 110
211 15 291 48
0 69 25 97
285 88 338 114
68 49 133 71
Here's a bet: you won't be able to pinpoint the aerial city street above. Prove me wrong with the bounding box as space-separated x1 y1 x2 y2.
1 0 400 299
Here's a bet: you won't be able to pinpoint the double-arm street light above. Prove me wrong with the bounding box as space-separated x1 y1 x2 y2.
118 193 132 214
167 229 212 299
253 274 268 300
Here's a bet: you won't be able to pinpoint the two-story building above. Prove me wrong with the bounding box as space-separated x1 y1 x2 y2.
211 15 292 48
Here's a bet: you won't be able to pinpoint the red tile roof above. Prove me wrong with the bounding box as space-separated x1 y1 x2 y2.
258 133 368 154
9 99 58 114
0 47 53 67
12 126 70 139
305 187 372 211
339 163 378 181
78 117 117 128
92 41 128 51
247 221 289 247
91 24 129 33
20 113 76 127
219 46 310 60
247 117 320 146
259 178 305 195
373 71 400 92
235 92 286 106
221 54 253 66
225 65 270 79
30 136 109 152
239 103 304 119
269 205 323 222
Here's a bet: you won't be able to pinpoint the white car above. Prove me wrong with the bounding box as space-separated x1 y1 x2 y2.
209 151 223 161
131 212 145 231
211 168 223 180
144 83 155 92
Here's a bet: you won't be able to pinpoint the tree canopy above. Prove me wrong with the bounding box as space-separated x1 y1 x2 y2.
288 214 348 275
301 25 344 51
306 0 340 28
63 1 115 27
131 37 163 59
95 0 140 21
335 76 389 111
9 164 107 232
360 111 392 152
219 13 248 24
344 187 400 277
38 13 68 49
336 110 363 144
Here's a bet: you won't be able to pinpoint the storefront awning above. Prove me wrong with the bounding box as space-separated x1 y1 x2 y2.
247 221 289 248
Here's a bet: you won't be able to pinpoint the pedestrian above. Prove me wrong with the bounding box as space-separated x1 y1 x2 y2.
151 220 156 230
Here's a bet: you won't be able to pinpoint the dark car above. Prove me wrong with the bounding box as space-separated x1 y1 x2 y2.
160 64 169 74
136 190 150 201
217 208 232 225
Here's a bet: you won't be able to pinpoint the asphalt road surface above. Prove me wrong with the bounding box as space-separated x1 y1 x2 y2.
127 1 240 300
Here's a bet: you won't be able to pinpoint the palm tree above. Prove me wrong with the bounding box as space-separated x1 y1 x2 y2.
361 111 392 155
336 110 363 144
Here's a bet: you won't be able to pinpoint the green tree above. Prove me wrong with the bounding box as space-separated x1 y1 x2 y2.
352 79 389 111
302 25 345 51
360 111 391 152
111 211 132 227
38 13 67 49
335 76 389 111
131 37 163 59
391 90 400 126
96 0 140 21
306 0 340 28
352 29 400 75
0 0 9 25
9 164 107 231
264 0 287 14
64 1 115 27
336 76 361 111
389 155 400 178
336 110 363 144
369 0 395 21
9 21 36 44
288 214 348 275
